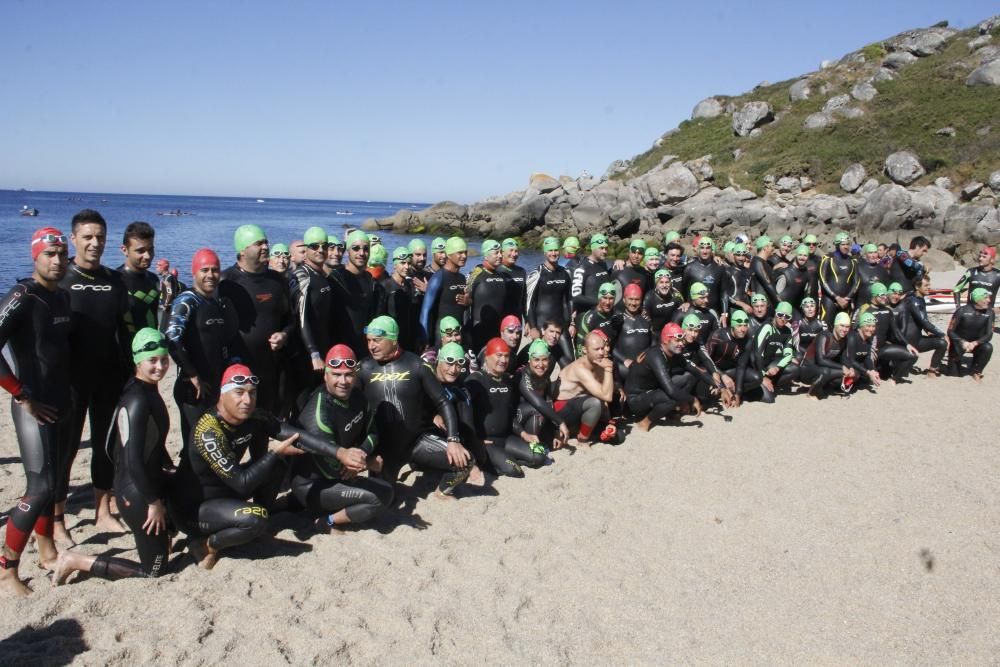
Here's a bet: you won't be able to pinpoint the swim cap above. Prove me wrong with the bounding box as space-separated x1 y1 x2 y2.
500 314 522 330
527 339 551 358
562 236 580 250
682 313 702 330
834 231 850 244
803 234 818 244
733 243 748 255
233 224 266 253
800 297 817 308
698 236 715 249
365 315 399 340
481 239 501 255
654 269 671 282
795 244 809 257
982 246 997 260
327 234 340 245
660 322 684 342
271 243 288 255
368 245 388 267
485 337 510 357
730 310 749 327
750 293 768 305
971 287 990 304
439 315 461 333
834 312 851 327
303 226 327 246
542 237 560 251
409 238 427 252
863 243 878 254
155 258 170 273
643 247 660 262
624 283 643 299
887 282 903 294
869 282 887 297
30 226 67 261
220 363 257 394
689 282 708 299
369 234 381 245
445 237 467 255
132 327 167 363
501 238 519 250
775 302 793 317
324 343 356 368
664 231 681 243
590 233 609 248
191 248 220 275
723 241 735 255
346 230 369 247
438 342 465 364
779 235 794 246
629 239 647 251
755 235 772 250
858 312 877 327
598 282 617 296
431 237 447 252
392 246 412 262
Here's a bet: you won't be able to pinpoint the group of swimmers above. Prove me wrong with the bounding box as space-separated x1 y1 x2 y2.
0 210 996 596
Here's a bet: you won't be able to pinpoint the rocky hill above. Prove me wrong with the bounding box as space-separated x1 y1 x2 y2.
364 16 1000 263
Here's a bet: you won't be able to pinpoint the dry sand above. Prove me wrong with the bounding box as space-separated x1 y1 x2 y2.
2 334 999 665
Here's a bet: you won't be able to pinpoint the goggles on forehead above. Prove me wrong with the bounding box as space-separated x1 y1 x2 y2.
271 251 290 258
327 358 358 369
440 327 461 336
33 233 67 246
440 355 467 367
598 288 616 297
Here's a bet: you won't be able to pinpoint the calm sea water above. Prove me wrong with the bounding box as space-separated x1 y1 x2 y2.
0 190 544 288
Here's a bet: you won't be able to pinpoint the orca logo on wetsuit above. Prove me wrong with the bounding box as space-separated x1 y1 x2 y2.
488 386 510 393
343 410 364 432
0 295 23 328
71 284 112 291
448 285 465 291
320 286 331 293
625 327 650 335
204 318 225 326
53 316 71 325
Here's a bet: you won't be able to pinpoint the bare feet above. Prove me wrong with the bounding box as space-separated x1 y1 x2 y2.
434 490 457 501
51 552 78 586
0 567 31 597
466 465 486 487
972 372 983 383
35 536 59 571
95 513 127 535
53 522 76 550
926 368 940 378
635 417 652 432
188 539 219 570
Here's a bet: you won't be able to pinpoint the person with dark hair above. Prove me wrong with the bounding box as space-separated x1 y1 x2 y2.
570 234 612 313
662 242 687 295
898 275 948 377
514 319 571 372
953 246 1000 309
419 237 470 347
467 240 510 354
947 288 995 381
890 235 930 286
58 209 130 544
624 323 701 431
330 230 384 359
118 221 161 356
682 236 727 318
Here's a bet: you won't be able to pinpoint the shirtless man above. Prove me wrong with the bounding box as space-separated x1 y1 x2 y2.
554 331 618 445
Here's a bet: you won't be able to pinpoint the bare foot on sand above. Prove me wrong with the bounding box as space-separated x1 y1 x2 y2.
972 373 983 383
53 522 76 550
0 566 31 597
51 552 78 586
188 539 219 570
36 536 59 571
434 490 457 501
95 513 127 535
635 417 652 432
467 465 485 487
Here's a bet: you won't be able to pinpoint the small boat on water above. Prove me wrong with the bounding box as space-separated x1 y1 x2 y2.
256 199 265 203
20 206 39 217
335 210 353 216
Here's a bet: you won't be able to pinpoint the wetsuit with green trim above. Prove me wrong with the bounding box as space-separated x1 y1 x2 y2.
467 264 510 353
853 303 917 381
0 279 73 561
466 369 546 475
117 265 161 358
946 304 994 375
953 266 1000 308
897 292 947 370
799 330 847 396
643 286 684 336
623 345 697 422
575 308 624 356
329 266 384 359
514 369 564 447
419 267 467 346
570 256 610 312
292 385 394 525
683 257 727 315
59 262 129 504
819 250 859 326
736 323 796 402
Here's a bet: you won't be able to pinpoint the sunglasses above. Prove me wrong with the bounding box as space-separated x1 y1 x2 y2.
307 242 328 251
734 252 749 257
683 323 702 330
698 243 713 249
327 358 358 369
629 247 644 253
667 332 686 339
440 327 461 336
271 251 290 258
330 243 346 251
351 245 369 252
807 243 817 246
134 339 166 353
228 374 259 386
731 319 749 326
775 313 792 320
440 356 468 367
33 233 67 246
504 326 522 334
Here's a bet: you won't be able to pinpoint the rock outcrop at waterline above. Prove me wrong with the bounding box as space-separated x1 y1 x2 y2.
364 17 1000 264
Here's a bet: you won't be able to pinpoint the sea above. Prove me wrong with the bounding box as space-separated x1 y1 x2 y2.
0 189 545 289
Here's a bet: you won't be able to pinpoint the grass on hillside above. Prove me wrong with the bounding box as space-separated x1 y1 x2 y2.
622 25 1000 194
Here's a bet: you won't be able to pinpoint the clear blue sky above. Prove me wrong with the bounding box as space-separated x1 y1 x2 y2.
3 1 995 203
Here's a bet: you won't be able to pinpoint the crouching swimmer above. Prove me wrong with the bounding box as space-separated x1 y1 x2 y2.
514 339 570 450
555 330 619 445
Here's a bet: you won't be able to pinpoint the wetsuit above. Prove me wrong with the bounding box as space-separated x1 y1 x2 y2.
383 277 419 351
683 257 727 314
854 303 917 381
643 287 683 336
889 251 925 287
575 308 624 356
0 279 73 557
953 266 1000 308
775 263 817 314
819 251 859 326
843 330 876 385
527 264 572 330
466 369 546 475
623 346 697 422
613 312 652 381
856 260 890 304
749 256 781 306
705 328 760 397
897 292 947 370
219 265 295 414
737 323 796 402
329 267 384 359
289 263 336 365
670 304 719 345
117 265 161 358
292 385 394 524
947 304 994 375
419 267 467 346
514 338 571 375
358 351 470 492
501 263 527 321
60 262 129 501
799 331 847 396
614 264 652 301
725 264 753 311
792 316 827 360
467 264 510 353
514 369 564 447
165 289 244 453
571 256 610 312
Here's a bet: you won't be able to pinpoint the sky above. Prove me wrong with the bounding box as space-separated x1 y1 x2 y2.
2 1 996 203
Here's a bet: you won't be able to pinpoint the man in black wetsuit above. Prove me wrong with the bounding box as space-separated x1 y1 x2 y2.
527 236 572 345
467 239 510 354
383 246 420 350
428 237 447 274
953 246 1000 309
571 233 611 314
624 323 700 432
671 282 719 345
792 297 827 361
420 237 470 347
59 209 130 543
802 234 822 272
166 248 245 455
500 238 527 322
330 230 383 358
890 236 930 287
726 243 753 314
293 344 394 533
288 226 336 404
736 301 797 404
819 231 860 327
613 283 652 382
947 287 995 381
749 235 781 306
515 320 571 373
219 224 295 415
662 242 687 295
514 339 570 450
324 234 344 272
0 228 71 597
843 311 881 391
798 312 854 398
613 238 653 297
575 282 623 356
854 282 918 383
899 274 947 376
644 269 684 336
856 243 891 304
357 316 472 497
776 244 817 314
706 309 756 400
117 221 162 356
268 243 291 276
683 236 727 320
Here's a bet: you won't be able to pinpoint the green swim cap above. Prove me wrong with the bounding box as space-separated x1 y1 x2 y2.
888 282 904 294
858 312 877 327
365 315 399 340
271 243 288 255
750 293 768 305
682 313 702 329
775 302 793 317
629 238 647 251
654 268 671 282
733 243 748 255
392 246 412 262
698 236 715 249
542 237 560 251
723 241 735 255
234 224 267 253
971 287 991 303
755 235 772 250
643 247 660 261
801 297 817 307
795 244 809 257
439 315 461 333
863 243 878 254
368 245 388 267
346 230 369 247
527 339 551 358
779 235 794 245
689 282 708 299
132 327 168 364
590 233 608 248
431 237 447 252
303 226 327 246
445 237 467 255
408 238 426 252
481 239 501 255
562 236 580 250
438 342 465 363
664 230 681 243
834 231 850 244
803 234 818 244
327 234 340 245
869 282 887 297
598 282 617 296
834 312 852 326
730 310 749 327
501 238 519 250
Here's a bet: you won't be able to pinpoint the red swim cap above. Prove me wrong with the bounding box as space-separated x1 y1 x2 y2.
156 259 170 273
324 343 356 367
660 322 684 342
485 337 510 357
191 248 220 276
220 363 256 394
31 227 67 261
624 283 643 299
500 315 521 331
983 246 997 260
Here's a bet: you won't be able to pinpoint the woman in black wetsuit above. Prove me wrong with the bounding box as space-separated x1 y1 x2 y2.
54 328 175 583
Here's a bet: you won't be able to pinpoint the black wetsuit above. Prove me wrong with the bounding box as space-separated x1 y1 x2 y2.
854 303 917 381
706 328 757 393
575 308 624 356
683 257 727 314
670 304 719 345
726 264 753 311
613 311 652 381
466 369 546 475
383 276 419 352
420 267 468 346
889 251 925 287
799 331 847 396
571 256 610 312
501 262 527 321
623 345 697 422
293 386 394 524
60 262 129 500
819 251 859 326
514 338 571 375
527 263 572 330
118 266 162 357
0 279 73 556
947 304 994 375
843 330 877 385
792 316 827 360
287 262 335 415
856 260 890 304
737 323 796 402
749 256 781 306
953 266 1000 308
643 287 684 336
776 262 817 313
514 369 564 447
219 265 295 414
330 266 384 359
898 293 947 370
614 263 652 300
467 264 510 353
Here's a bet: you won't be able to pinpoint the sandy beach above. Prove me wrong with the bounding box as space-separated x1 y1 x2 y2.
2 319 998 665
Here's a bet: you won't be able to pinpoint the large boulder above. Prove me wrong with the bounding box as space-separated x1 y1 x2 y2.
603 159 632 180
840 163 867 192
989 170 1000 193
732 101 773 137
802 195 851 226
493 195 550 238
692 97 724 119
979 15 1000 34
884 151 925 185
857 184 914 232
823 94 851 112
885 26 956 56
884 51 918 69
966 59 1000 86
973 208 1000 245
873 67 897 82
943 204 994 238
969 35 992 51
803 112 835 129
789 79 812 101
529 173 561 194
635 163 699 205
851 82 878 101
